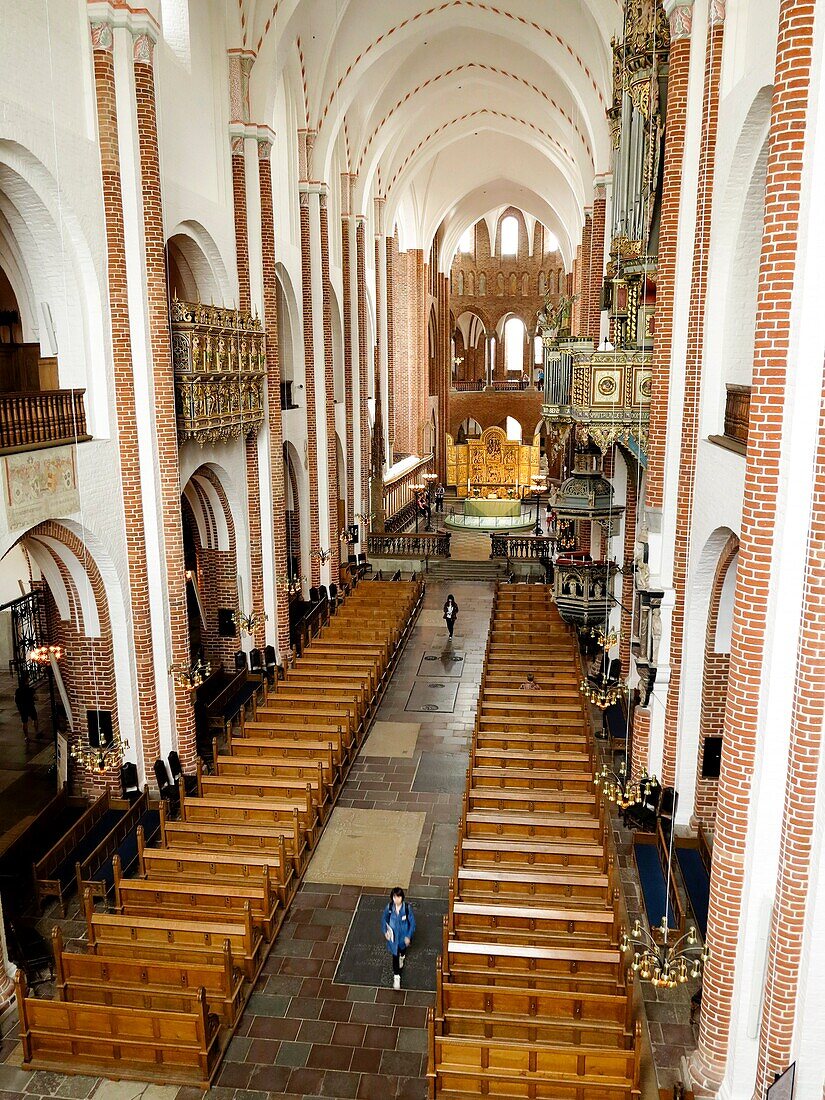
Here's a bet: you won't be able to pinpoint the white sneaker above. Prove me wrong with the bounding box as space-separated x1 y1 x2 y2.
393 974 401 990
398 955 405 970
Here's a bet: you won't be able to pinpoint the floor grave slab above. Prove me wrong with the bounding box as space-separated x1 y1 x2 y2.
305 808 426 889
412 752 468 795
334 893 449 992
405 680 459 713
361 721 420 758
417 649 465 678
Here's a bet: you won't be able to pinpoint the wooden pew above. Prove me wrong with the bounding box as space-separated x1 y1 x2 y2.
448 896 621 949
52 927 243 1026
16 971 221 1088
74 789 155 902
442 940 628 996
84 890 264 982
34 792 131 915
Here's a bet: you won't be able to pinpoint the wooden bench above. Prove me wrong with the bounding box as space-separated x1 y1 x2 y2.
74 790 156 902
52 927 243 1026
442 940 628 996
455 864 616 907
16 971 221 1088
85 890 264 981
0 785 87 905
34 792 131 915
458 835 609 874
449 897 620 949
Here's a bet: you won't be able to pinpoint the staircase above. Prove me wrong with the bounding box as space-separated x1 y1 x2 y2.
426 558 510 582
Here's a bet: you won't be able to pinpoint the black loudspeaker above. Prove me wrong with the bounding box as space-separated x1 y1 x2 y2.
701 736 723 779
87 709 113 748
217 608 237 637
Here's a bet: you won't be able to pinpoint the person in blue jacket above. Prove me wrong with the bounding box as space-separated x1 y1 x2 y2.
381 886 416 990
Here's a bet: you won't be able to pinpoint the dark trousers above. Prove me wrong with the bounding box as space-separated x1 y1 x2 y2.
392 950 406 975
446 618 455 637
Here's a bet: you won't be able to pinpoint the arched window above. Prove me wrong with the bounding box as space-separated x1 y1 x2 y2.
533 335 543 364
505 416 522 442
500 215 519 257
457 271 464 295
544 229 560 253
504 316 525 374
458 226 474 254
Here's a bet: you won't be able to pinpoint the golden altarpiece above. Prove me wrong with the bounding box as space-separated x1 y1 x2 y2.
446 425 540 497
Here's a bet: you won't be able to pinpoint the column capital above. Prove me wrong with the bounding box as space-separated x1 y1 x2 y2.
708 0 725 27
664 0 695 40
374 195 386 237
228 49 256 124
87 2 159 44
89 20 114 51
132 31 155 65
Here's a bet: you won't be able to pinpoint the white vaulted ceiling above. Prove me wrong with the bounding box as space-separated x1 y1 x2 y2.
237 0 617 266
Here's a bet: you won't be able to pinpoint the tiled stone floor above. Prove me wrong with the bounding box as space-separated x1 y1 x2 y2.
0 581 494 1100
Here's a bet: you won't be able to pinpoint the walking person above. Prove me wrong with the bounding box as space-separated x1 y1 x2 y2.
15 673 39 743
381 887 416 990
443 594 459 639
435 483 445 513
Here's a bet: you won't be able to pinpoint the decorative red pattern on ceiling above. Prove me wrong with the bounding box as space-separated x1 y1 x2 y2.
352 62 594 173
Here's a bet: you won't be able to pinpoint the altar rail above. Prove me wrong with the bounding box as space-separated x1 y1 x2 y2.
368 531 451 559
489 534 556 560
0 390 91 455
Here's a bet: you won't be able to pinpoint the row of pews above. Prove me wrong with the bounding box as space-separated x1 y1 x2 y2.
16 578 424 1089
427 582 642 1099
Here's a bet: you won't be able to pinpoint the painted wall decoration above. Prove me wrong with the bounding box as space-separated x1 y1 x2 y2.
2 445 80 531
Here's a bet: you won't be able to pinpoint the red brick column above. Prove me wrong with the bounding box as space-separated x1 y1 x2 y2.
752 3 819 1089
661 9 725 788
588 191 606 344
257 136 290 652
231 138 251 314
690 0 816 1091
631 705 651 779
299 186 322 585
132 30 195 766
646 0 694 510
571 246 582 334
340 175 355 520
578 213 592 338
356 217 370 520
88 20 159 777
386 236 396 461
435 273 451 482
319 193 340 580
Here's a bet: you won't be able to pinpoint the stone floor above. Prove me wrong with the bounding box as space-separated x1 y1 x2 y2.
0 581 494 1100
0 672 56 854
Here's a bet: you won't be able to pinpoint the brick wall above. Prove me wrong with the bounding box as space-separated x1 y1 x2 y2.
88 21 159 778
319 196 340 580
356 218 370 516
691 0 816 1092
661 14 725 788
646 5 693 509
448 390 543 441
132 33 196 768
694 535 739 829
587 190 606 344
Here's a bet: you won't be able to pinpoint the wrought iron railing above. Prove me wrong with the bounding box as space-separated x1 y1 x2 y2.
367 531 451 558
490 534 557 560
723 384 750 445
0 390 91 454
171 297 266 445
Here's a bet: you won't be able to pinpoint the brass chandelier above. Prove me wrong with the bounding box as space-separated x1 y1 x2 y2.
70 733 130 775
621 917 709 989
233 608 267 635
169 657 211 690
595 757 656 810
579 627 627 709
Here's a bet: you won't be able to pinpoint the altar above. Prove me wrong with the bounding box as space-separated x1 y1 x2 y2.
464 498 522 519
446 425 540 498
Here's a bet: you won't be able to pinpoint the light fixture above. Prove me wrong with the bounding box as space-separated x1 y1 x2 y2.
277 572 305 596
595 757 656 810
621 917 709 989
28 644 65 665
579 626 627 708
169 657 211 690
70 735 130 775
233 609 267 635
311 547 332 565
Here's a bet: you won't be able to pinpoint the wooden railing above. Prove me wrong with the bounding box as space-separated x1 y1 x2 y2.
723 384 750 445
0 390 91 455
383 453 434 522
452 380 484 392
367 530 451 559
384 499 418 533
489 534 556 560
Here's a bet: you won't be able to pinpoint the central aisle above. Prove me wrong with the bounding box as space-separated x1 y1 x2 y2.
213 581 494 1100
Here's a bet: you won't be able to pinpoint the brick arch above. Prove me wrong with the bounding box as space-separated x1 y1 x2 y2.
694 533 740 828
182 465 241 667
449 389 543 438
15 521 121 795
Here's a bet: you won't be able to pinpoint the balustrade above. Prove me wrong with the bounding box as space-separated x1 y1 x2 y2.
489 534 556 560
723 384 750 445
382 454 434 524
367 530 451 558
0 390 91 455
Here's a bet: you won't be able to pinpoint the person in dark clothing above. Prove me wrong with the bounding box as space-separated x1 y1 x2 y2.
15 674 39 741
443 594 459 639
434 483 445 513
381 887 416 990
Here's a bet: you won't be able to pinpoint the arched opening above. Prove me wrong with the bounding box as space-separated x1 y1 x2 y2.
180 465 239 673
505 416 522 443
165 225 228 305
504 315 526 376
283 441 306 588
500 215 519 257
458 226 474 254
455 417 483 444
